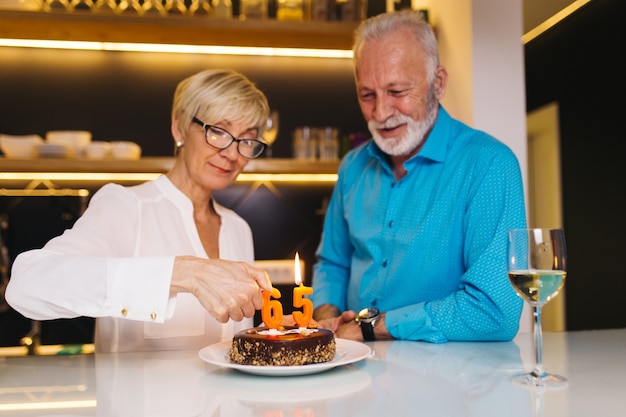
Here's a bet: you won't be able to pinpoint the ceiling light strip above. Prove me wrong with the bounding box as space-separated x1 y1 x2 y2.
237 173 338 182
522 0 593 44
0 172 338 183
0 400 96 411
0 188 90 197
0 38 353 58
0 172 160 182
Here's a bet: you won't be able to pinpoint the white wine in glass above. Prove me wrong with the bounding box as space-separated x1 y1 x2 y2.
263 110 279 157
508 228 567 387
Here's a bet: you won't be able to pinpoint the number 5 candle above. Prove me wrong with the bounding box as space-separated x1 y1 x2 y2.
292 252 313 328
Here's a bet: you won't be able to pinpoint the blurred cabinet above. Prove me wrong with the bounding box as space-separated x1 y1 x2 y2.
0 194 92 348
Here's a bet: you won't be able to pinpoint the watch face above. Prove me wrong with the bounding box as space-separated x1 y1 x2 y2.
357 307 380 321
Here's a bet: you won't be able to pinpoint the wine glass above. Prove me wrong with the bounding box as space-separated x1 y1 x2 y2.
263 110 279 157
508 228 567 387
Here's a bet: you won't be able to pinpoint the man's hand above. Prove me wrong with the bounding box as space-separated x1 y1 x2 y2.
317 310 356 332
337 312 391 341
312 304 393 340
313 303 341 321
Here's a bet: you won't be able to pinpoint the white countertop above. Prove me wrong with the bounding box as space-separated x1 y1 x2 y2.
0 329 624 416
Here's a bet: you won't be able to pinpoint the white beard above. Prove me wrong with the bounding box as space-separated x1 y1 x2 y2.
368 88 439 157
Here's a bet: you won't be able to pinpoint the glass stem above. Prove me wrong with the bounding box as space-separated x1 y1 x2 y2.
532 305 545 378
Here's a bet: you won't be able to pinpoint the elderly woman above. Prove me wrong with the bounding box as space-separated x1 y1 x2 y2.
6 69 273 352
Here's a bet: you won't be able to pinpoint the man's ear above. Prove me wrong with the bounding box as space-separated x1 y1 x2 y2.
433 65 448 100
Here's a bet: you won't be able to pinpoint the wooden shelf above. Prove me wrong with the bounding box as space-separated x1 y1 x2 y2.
0 10 358 50
0 156 175 174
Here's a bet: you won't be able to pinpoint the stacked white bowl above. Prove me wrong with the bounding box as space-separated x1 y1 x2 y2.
44 130 92 158
85 141 112 159
0 134 44 159
110 141 142 160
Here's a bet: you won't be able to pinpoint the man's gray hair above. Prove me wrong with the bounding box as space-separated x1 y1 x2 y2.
353 10 440 78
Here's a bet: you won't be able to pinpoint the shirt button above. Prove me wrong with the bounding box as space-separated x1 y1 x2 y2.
150 312 157 320
388 220 394 228
382 260 388 268
121 308 128 317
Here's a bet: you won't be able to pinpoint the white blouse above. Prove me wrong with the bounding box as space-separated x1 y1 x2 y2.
6 175 254 352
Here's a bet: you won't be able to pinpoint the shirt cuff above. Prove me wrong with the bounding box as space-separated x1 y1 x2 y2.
106 257 175 323
386 303 447 343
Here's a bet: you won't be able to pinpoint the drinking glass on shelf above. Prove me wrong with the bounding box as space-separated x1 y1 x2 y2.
276 0 304 21
113 0 142 14
188 0 212 15
69 0 94 11
165 0 187 15
240 0 267 20
318 126 339 161
212 0 232 19
263 110 279 158
140 0 168 15
292 126 317 160
93 0 118 13
507 228 567 387
42 0 70 11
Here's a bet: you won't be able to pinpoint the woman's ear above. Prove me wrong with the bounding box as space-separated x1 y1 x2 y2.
171 116 183 145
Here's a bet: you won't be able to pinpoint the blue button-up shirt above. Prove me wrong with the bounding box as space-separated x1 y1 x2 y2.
311 107 526 342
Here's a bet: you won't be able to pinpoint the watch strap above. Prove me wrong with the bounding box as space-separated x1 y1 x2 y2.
360 317 377 341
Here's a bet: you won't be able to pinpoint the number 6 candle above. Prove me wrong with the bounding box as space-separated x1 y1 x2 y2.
292 252 313 328
261 287 283 330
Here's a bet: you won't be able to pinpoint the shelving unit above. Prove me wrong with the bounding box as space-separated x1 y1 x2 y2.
0 10 358 50
0 157 340 190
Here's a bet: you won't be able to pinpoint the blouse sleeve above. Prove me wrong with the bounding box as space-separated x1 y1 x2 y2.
6 184 174 322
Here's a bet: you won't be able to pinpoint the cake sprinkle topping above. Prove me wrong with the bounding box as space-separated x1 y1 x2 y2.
257 327 320 336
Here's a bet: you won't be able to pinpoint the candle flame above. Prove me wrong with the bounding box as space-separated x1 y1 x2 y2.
294 252 302 286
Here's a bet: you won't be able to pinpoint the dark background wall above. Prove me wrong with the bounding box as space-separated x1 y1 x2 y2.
0 47 368 158
525 0 625 330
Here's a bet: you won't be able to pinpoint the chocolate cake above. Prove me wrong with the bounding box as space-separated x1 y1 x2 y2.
228 326 336 366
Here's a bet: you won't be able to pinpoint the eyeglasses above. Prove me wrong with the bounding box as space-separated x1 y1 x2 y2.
191 117 267 159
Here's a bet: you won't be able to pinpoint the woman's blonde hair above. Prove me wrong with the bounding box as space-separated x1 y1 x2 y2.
172 69 270 138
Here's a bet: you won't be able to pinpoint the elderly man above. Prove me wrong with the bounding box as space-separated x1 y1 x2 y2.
311 10 526 343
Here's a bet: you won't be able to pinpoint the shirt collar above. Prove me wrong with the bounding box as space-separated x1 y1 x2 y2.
155 175 226 216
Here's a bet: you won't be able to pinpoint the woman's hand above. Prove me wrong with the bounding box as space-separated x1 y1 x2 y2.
170 256 272 323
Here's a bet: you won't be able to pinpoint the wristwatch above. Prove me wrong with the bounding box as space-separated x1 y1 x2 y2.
355 307 380 341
